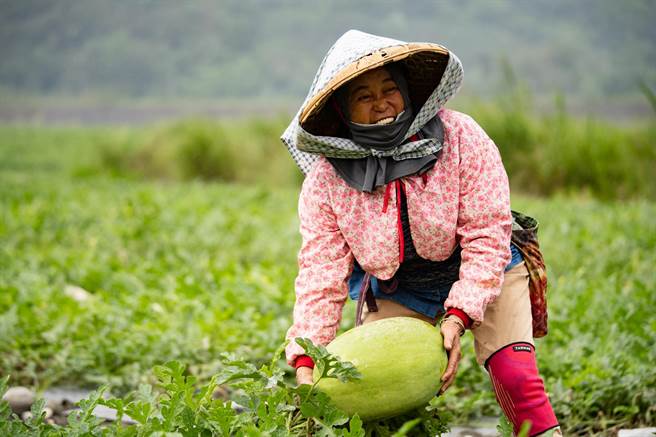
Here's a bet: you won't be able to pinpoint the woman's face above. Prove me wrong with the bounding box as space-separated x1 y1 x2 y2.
346 67 405 125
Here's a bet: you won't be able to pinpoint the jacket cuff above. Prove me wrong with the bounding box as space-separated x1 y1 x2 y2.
294 355 315 369
445 308 473 329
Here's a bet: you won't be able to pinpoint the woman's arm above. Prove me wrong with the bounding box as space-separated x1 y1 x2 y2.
443 114 513 326
285 163 354 368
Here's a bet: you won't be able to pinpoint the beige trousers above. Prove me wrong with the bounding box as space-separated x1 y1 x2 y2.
362 261 534 365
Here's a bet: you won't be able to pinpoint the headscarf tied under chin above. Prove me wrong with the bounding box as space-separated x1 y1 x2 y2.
328 64 443 193
281 31 465 182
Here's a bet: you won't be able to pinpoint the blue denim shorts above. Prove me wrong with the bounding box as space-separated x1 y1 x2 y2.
348 243 524 318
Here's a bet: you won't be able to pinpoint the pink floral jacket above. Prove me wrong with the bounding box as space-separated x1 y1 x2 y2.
285 109 512 365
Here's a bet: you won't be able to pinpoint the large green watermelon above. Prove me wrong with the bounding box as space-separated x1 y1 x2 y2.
314 316 447 421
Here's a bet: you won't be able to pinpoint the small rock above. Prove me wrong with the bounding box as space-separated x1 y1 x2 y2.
446 427 497 437
51 415 68 426
90 404 120 421
2 386 35 414
46 397 72 414
43 386 92 406
618 428 656 437
43 386 90 417
64 285 91 302
62 405 136 425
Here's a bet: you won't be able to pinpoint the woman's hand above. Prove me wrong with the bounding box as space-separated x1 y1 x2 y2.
296 366 314 386
438 316 465 395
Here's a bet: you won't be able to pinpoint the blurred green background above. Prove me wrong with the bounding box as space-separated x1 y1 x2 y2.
1 1 656 434
1 0 655 116
1 0 655 199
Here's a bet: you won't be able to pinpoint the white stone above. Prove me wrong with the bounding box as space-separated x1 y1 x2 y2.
445 427 497 437
2 386 35 413
90 405 136 424
618 429 656 437
64 285 92 302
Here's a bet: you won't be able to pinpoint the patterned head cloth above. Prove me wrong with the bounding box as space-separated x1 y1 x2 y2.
281 29 464 175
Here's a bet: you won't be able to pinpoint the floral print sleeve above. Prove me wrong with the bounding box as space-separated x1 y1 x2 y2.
444 114 513 325
285 165 354 365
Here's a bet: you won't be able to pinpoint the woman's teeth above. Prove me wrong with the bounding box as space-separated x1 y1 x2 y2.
375 117 395 125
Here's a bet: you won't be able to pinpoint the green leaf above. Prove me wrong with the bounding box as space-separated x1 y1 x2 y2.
216 353 267 385
300 399 322 418
295 338 361 383
0 377 12 421
517 420 532 437
267 339 289 373
205 401 238 436
25 398 47 428
125 400 154 425
67 384 108 432
322 406 349 428
497 415 514 437
391 418 422 436
341 414 365 437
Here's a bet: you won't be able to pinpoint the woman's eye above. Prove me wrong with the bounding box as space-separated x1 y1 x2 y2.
357 94 372 102
384 87 399 94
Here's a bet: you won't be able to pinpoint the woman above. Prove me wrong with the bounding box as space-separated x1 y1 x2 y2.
281 30 560 436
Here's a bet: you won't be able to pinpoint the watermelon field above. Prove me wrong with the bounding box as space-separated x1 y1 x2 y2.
1 119 655 436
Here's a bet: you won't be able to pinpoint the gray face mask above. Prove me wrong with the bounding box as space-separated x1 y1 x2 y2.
335 63 414 150
328 116 444 192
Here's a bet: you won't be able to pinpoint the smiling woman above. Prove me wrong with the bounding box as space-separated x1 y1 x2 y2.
342 67 405 125
328 63 419 163
281 30 561 436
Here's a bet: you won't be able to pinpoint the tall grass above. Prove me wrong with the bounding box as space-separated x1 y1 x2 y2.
472 88 656 200
1 95 653 199
96 91 656 200
97 117 301 187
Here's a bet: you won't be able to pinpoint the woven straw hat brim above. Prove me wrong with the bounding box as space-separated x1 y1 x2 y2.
300 43 449 137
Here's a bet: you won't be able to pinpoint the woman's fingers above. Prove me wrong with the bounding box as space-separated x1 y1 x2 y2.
442 338 460 379
439 324 462 395
439 341 461 394
441 337 461 382
296 366 314 386
443 330 454 349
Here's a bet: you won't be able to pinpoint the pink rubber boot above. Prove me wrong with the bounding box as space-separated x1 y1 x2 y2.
486 342 559 436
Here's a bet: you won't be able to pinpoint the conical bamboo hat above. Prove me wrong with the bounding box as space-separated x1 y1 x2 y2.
300 43 450 137
281 30 463 175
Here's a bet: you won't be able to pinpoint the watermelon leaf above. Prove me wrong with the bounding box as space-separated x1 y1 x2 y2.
342 414 365 437
295 337 361 383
